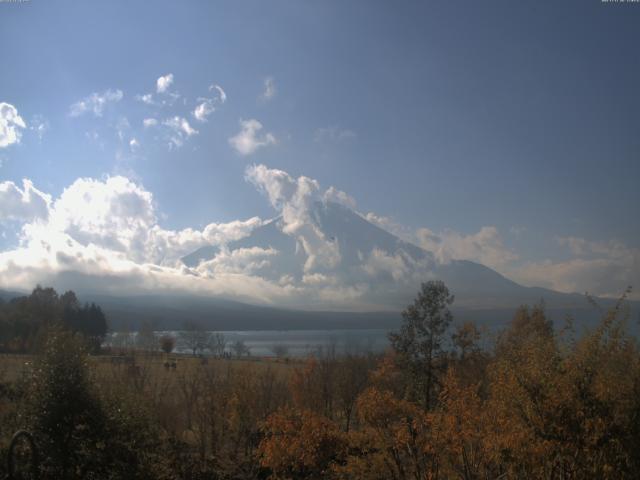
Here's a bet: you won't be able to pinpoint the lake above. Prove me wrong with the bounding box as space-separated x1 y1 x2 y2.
107 329 392 357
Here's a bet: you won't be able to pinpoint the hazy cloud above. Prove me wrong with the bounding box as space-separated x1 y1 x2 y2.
29 114 49 141
69 89 123 117
416 226 518 270
512 237 640 299
261 76 276 101
136 93 155 105
163 116 198 148
314 126 356 143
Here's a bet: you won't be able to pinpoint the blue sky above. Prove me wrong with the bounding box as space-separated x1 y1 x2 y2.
0 0 638 303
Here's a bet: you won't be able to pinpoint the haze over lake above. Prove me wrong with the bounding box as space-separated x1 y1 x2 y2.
108 329 392 357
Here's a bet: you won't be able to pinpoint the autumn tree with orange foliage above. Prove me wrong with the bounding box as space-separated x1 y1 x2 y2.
259 285 640 480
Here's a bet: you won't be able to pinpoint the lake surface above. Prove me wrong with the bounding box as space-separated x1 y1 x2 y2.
107 329 392 357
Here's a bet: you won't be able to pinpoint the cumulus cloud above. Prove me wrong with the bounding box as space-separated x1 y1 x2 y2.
0 176 267 291
261 76 276 101
228 119 276 155
143 118 158 128
0 176 304 304
0 103 27 148
0 179 51 223
69 89 123 117
156 73 174 93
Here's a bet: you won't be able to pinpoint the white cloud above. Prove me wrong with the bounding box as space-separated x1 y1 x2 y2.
193 99 215 122
129 138 140 151
143 118 158 128
156 73 174 94
162 116 198 148
0 103 27 148
323 186 356 210
228 119 276 155
202 217 264 245
210 84 227 103
261 76 276 101
0 176 288 303
0 168 636 307
2 176 263 266
0 179 51 223
69 89 123 117
245 164 341 272
193 85 227 122
196 246 278 275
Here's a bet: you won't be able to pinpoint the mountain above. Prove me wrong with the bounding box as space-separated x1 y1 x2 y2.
183 201 597 310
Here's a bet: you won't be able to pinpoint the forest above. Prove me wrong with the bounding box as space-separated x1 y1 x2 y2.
0 281 637 479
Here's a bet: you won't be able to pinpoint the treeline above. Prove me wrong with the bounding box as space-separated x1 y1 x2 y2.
0 286 108 352
0 281 638 479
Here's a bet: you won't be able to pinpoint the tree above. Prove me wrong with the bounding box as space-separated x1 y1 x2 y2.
179 321 211 356
159 335 176 354
231 339 250 358
451 322 481 360
209 332 227 357
136 321 157 352
388 280 454 410
270 343 289 359
24 328 105 478
24 328 163 479
259 407 347 479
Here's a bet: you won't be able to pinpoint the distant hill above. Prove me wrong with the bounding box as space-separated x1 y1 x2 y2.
85 292 635 334
0 289 24 302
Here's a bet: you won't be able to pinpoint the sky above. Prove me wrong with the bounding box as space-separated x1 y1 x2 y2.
0 0 639 304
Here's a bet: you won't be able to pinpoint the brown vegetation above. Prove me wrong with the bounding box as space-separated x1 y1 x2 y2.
0 283 637 479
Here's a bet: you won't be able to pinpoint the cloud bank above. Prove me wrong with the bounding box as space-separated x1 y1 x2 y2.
0 166 636 306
